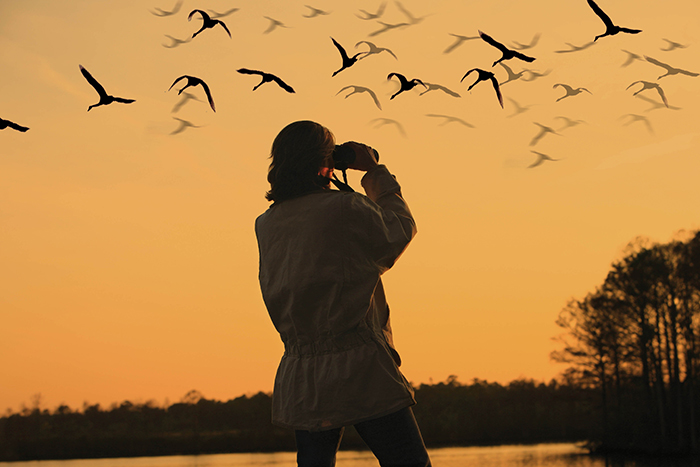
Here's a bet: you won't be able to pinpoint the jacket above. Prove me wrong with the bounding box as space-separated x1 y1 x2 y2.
255 164 417 431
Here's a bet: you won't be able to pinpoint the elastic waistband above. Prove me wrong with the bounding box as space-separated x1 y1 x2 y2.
283 328 377 357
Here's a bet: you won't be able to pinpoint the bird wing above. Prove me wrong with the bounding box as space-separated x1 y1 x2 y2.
644 56 671 70
198 80 216 112
626 80 641 90
489 75 504 108
272 75 295 93
331 37 350 61
388 73 408 86
366 88 382 110
479 30 508 53
237 68 263 76
460 68 476 82
79 65 108 98
335 85 355 96
513 51 536 62
168 75 187 91
414 79 428 88
217 20 232 37
113 97 135 104
655 86 668 107
438 85 461 98
587 0 613 28
681 69 700 77
619 27 642 34
188 9 208 21
553 83 574 92
7 120 29 132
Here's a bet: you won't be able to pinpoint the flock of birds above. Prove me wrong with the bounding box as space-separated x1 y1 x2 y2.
3 0 698 169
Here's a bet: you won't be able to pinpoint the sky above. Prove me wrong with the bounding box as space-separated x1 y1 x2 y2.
2 0 699 413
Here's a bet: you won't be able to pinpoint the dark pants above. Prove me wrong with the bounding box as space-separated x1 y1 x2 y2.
294 407 431 467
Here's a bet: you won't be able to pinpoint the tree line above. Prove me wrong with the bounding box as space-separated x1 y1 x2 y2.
0 379 599 461
553 230 700 455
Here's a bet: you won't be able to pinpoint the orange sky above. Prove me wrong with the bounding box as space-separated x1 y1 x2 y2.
2 0 699 413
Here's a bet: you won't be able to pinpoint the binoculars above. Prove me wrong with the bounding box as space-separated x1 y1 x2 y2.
332 144 379 171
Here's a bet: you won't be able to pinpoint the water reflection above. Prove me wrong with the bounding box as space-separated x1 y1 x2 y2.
1 444 698 467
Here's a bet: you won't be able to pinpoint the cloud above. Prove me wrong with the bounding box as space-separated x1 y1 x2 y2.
595 133 697 170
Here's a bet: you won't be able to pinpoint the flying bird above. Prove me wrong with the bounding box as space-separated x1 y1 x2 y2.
237 69 295 93
355 41 397 60
555 116 587 131
170 117 202 135
395 1 430 25
460 68 503 108
660 39 689 52
478 30 536 67
506 97 534 118
634 94 681 112
522 69 551 81
150 0 183 17
263 16 289 34
530 122 561 146
331 37 363 76
336 85 382 110
168 75 216 112
620 114 653 134
528 151 559 168
172 91 203 113
79 65 135 111
554 41 596 53
188 10 231 38
511 33 541 50
498 62 526 86
356 2 387 20
0 117 29 132
644 56 698 79
303 6 331 18
370 117 406 137
626 81 668 107
443 33 480 54
369 21 410 37
162 35 192 48
387 73 427 99
586 0 641 42
620 49 642 67
425 114 473 128
553 83 591 102
418 83 461 97
206 8 240 19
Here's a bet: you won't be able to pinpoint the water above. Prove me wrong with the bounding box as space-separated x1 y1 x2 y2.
1 443 698 467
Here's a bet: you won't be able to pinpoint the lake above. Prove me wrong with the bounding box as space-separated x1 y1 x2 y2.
1 443 697 467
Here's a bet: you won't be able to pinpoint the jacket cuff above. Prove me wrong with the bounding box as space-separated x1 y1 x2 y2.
360 165 400 201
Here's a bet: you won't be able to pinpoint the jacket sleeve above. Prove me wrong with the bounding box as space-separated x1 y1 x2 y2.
346 164 417 273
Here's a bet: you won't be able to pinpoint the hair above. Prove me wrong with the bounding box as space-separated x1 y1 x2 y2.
265 120 336 203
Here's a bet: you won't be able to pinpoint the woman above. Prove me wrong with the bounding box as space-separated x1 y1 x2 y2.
255 120 430 467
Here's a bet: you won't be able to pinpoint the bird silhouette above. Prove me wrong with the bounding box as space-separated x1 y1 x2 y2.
170 117 202 135
660 39 689 52
369 21 410 37
355 41 397 60
263 16 289 34
479 30 536 67
370 117 406 137
395 1 430 25
529 122 561 146
626 81 668 108
79 65 135 111
553 83 591 102
188 10 231 39
387 73 427 99
620 114 653 134
586 0 641 42
331 37 363 77
0 117 29 132
237 69 295 93
634 94 681 112
528 151 559 168
356 2 387 20
443 33 480 54
506 97 534 118
498 62 526 86
555 116 586 131
522 69 551 81
644 56 698 79
172 91 203 113
150 0 183 17
461 68 503 108
168 75 215 112
336 85 382 110
425 114 473 128
206 8 240 19
620 49 642 67
303 5 331 18
162 35 192 48
554 41 596 53
511 33 541 50
419 83 461 97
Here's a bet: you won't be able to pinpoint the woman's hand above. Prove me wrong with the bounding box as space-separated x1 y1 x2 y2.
343 142 379 172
